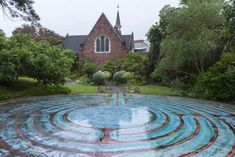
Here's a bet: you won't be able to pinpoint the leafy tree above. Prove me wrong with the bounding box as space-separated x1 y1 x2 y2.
146 24 162 77
156 0 225 84
35 27 64 46
196 52 235 102
30 43 74 85
12 24 64 46
0 30 6 50
12 24 37 36
120 53 148 80
0 0 39 24
223 0 235 52
0 50 19 82
0 33 74 85
146 5 176 77
0 32 18 82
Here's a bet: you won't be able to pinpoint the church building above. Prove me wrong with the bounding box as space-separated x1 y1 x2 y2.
62 10 134 65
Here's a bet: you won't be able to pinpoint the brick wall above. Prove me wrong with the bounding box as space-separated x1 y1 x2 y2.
79 14 128 65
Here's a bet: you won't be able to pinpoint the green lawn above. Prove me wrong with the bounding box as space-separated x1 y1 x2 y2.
138 85 184 96
64 83 98 94
0 77 98 100
0 77 182 100
0 78 71 100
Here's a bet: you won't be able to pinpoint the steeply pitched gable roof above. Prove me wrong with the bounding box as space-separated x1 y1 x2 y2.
87 13 123 41
62 35 87 53
62 13 134 53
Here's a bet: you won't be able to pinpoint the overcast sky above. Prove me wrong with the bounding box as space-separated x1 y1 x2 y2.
0 0 179 39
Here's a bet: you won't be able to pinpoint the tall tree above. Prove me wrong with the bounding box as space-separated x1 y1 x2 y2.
223 0 235 52
12 24 63 46
0 0 39 24
157 0 225 84
146 24 162 77
12 24 37 36
36 27 64 46
146 5 176 77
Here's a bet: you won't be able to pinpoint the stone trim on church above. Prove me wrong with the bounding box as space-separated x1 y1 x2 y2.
62 11 134 65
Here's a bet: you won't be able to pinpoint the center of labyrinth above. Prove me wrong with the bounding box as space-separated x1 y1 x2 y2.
68 106 152 129
0 93 234 157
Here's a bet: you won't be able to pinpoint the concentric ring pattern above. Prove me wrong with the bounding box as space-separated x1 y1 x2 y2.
0 93 234 157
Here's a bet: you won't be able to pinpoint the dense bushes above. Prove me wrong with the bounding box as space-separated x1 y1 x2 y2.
92 71 111 85
113 71 134 84
102 53 148 81
80 60 97 78
196 52 235 102
0 33 74 85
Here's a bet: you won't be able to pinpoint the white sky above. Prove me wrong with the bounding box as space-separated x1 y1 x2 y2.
0 0 179 40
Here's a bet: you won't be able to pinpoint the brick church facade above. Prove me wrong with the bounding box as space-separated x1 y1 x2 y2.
62 11 134 65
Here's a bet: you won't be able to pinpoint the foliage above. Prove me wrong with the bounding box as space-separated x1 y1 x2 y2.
0 33 74 85
146 24 162 77
156 0 225 84
29 44 74 85
138 85 183 96
12 24 64 46
81 60 97 78
146 5 176 78
196 52 235 102
12 24 37 36
92 71 111 85
0 30 7 50
0 0 39 25
102 60 118 75
0 50 18 82
102 53 148 80
75 75 91 85
124 53 147 78
0 78 70 100
113 71 134 84
223 0 235 52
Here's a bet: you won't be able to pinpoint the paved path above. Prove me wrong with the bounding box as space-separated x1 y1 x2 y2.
109 86 126 93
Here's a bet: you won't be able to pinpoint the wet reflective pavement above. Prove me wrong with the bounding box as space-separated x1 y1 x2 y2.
0 93 234 157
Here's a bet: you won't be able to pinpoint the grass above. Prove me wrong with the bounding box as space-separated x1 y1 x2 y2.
64 83 98 94
0 78 71 100
0 77 182 100
0 77 98 100
137 85 184 96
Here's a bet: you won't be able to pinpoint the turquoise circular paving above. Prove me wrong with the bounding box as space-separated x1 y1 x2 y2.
0 93 234 157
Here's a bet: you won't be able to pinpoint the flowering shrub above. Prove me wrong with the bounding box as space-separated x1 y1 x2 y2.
92 71 111 85
113 71 134 84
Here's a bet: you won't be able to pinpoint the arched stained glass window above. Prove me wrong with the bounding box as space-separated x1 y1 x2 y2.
95 36 110 53
101 36 105 52
96 38 100 52
105 38 109 52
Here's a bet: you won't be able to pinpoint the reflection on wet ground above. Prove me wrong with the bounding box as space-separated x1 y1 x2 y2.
0 93 234 157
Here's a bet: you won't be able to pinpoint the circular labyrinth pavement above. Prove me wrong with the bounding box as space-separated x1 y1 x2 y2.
0 93 234 157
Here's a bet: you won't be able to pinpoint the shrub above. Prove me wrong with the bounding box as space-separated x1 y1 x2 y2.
92 71 111 85
196 52 235 102
102 60 117 75
102 53 148 81
113 71 134 84
119 53 148 80
81 60 97 78
76 75 91 85
0 33 75 85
